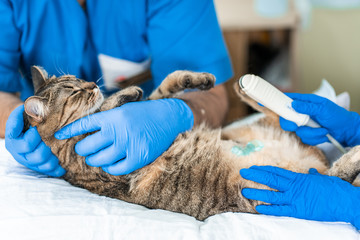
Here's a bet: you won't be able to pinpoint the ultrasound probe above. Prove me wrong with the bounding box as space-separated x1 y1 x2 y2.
239 74 347 154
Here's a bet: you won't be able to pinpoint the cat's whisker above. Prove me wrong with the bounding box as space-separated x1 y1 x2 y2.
54 59 66 76
59 67 66 76
95 76 103 84
54 65 61 76
52 56 64 77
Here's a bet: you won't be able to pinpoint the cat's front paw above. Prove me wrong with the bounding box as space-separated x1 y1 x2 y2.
119 86 143 102
101 86 143 111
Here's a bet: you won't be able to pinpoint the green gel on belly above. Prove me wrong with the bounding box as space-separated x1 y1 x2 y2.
231 140 264 156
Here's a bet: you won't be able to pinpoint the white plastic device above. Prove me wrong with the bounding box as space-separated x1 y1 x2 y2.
239 74 347 154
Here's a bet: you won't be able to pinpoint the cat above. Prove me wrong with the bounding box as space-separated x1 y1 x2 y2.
23 66 360 221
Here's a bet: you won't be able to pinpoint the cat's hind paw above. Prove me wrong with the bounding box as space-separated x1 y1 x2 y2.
148 71 215 100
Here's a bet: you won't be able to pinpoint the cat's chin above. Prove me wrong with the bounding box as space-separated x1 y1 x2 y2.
82 92 104 117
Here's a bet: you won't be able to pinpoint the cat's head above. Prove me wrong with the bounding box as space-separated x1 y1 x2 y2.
24 66 104 138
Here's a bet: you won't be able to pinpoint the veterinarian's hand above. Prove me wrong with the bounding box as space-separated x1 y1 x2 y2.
280 93 360 146
55 99 193 175
5 105 66 177
240 166 360 229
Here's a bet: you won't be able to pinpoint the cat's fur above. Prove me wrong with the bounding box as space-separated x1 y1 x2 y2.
24 66 360 220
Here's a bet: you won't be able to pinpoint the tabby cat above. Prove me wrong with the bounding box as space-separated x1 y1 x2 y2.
23 66 360 221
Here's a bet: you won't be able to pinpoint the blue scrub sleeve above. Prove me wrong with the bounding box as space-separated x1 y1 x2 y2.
354 215 360 230
147 0 233 87
0 0 23 93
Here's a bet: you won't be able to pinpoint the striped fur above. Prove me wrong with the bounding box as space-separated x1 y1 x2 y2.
23 66 360 220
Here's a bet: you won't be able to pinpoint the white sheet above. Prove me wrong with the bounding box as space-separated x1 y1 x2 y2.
1 80 359 240
0 139 359 240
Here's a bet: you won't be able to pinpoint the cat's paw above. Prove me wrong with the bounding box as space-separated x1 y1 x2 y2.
149 70 215 100
101 86 143 111
118 86 143 102
180 72 215 91
328 145 360 184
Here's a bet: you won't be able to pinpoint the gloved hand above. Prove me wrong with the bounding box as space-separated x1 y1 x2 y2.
55 98 194 175
240 166 360 229
280 93 360 146
5 105 66 177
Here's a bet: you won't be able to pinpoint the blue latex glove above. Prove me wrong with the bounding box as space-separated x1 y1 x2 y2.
55 99 194 175
5 105 66 177
240 166 360 229
280 93 360 146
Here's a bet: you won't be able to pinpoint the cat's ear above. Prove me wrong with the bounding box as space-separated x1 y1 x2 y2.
31 66 49 92
24 96 48 123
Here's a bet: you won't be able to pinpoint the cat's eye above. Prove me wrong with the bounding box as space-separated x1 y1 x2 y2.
62 85 82 96
63 85 75 89
69 90 82 97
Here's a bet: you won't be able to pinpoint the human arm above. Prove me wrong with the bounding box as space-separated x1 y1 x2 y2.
146 0 231 127
0 1 64 176
0 92 22 138
240 166 360 229
0 0 22 137
280 93 360 146
178 83 228 128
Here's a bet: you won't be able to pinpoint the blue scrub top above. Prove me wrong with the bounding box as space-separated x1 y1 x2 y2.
0 0 233 100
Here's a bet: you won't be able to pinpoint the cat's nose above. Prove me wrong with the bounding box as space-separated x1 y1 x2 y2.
84 81 97 90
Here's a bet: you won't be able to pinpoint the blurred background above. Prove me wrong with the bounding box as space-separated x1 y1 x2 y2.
214 0 360 124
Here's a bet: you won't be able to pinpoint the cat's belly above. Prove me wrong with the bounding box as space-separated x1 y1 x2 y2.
221 123 328 175
217 123 328 200
127 124 328 217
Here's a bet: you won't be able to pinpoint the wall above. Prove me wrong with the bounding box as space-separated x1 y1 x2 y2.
299 8 360 112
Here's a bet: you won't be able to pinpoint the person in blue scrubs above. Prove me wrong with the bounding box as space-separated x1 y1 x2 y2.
2 0 233 176
241 93 360 229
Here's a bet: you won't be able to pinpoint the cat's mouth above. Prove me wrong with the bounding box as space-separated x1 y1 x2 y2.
82 87 104 116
